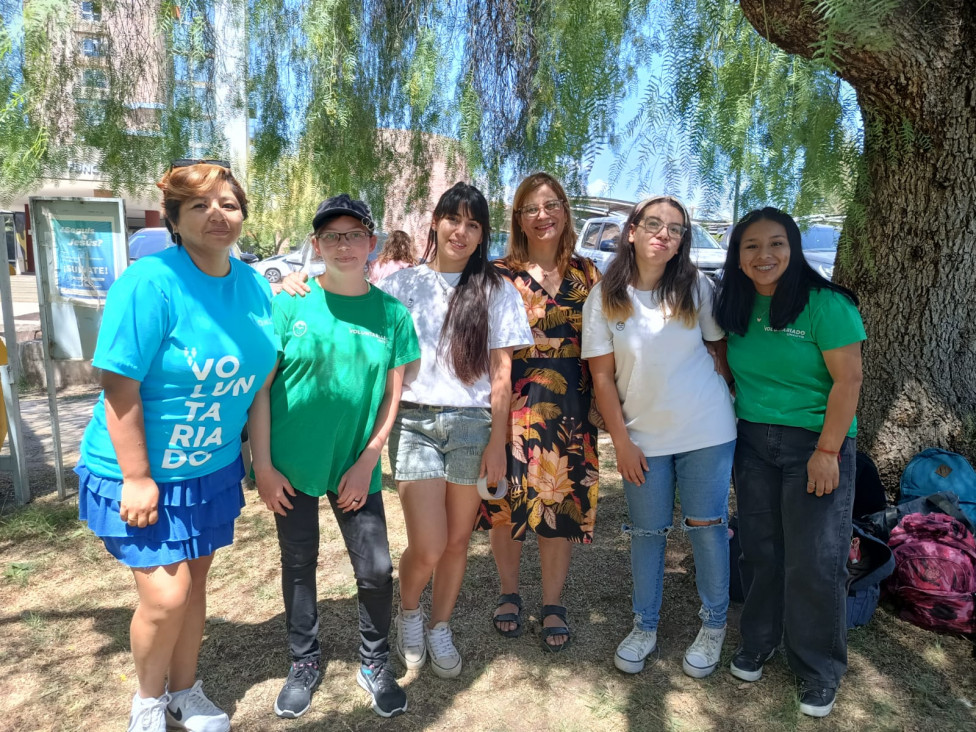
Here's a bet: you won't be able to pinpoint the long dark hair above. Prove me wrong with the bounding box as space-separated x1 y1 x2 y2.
714 207 858 336
423 182 501 385
601 195 700 327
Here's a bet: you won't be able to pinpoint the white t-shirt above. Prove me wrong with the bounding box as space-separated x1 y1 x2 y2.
379 264 533 407
581 273 736 456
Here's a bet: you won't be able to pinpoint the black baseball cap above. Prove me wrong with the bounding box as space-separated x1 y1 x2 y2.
312 194 375 233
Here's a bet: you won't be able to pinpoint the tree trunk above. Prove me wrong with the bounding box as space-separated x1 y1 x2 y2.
739 1 976 487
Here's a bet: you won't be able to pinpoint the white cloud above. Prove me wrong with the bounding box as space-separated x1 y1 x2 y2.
587 178 609 197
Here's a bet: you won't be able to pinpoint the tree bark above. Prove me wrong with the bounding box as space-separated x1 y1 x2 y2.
739 1 976 487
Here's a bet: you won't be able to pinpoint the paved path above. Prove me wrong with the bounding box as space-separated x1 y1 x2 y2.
0 386 100 504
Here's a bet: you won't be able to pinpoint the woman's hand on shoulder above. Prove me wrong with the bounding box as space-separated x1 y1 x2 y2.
279 272 311 297
254 465 297 515
119 477 160 528
806 450 840 497
615 439 649 486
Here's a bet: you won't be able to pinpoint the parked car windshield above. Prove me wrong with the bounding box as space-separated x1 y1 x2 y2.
128 228 169 260
801 225 840 251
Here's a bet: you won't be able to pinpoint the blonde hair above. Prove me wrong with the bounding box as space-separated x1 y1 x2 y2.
504 172 577 273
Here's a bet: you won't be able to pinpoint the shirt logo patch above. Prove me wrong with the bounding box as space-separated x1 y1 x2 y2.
615 322 625 331
293 320 308 337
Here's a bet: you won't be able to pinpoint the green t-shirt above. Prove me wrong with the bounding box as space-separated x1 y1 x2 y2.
727 287 866 437
269 280 420 496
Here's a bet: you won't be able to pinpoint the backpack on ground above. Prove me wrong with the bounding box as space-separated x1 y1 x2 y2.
900 448 976 527
859 490 974 543
847 523 895 629
882 512 976 635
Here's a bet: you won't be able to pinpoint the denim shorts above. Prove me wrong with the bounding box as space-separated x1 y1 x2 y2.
389 403 492 485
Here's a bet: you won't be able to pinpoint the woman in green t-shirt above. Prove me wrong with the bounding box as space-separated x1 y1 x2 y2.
714 207 866 720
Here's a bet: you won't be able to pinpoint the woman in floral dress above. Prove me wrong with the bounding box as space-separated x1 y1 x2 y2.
476 172 600 651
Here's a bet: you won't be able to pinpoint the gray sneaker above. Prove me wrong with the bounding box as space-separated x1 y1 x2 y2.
614 625 658 674
425 621 462 678
395 606 427 670
128 692 170 732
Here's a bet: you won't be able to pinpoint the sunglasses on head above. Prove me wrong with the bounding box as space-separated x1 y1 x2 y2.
169 158 231 171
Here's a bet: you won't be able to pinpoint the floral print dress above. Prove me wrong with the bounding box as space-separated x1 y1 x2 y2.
476 255 601 543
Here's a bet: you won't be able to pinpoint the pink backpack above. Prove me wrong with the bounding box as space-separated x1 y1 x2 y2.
883 512 976 635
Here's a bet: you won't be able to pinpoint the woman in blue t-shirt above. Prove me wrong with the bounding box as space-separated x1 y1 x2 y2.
76 161 278 732
714 207 865 719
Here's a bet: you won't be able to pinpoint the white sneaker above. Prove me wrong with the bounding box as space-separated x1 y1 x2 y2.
425 621 462 678
614 625 657 674
395 606 427 670
165 680 230 732
128 692 170 732
682 625 727 678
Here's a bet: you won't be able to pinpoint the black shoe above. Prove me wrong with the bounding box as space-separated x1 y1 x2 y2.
799 682 836 718
274 660 322 719
729 647 776 682
356 663 407 718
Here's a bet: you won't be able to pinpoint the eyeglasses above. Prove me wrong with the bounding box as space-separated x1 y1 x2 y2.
518 200 564 217
169 158 231 171
317 230 370 246
637 217 687 240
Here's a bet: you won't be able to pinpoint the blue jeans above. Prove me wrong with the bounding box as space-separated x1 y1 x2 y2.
623 440 734 632
734 420 855 687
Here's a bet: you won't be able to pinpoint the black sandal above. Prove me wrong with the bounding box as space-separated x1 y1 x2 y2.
492 593 523 638
540 604 572 653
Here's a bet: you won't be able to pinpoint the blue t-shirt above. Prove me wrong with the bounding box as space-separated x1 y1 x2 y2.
80 246 279 481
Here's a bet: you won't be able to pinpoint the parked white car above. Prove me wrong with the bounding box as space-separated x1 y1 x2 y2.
251 238 324 283
574 215 726 278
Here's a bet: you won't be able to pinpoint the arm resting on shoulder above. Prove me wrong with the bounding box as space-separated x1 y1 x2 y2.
806 341 863 497
588 353 648 485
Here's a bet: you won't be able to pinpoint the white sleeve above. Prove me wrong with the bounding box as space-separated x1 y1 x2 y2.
488 279 533 350
697 274 725 342
581 282 614 358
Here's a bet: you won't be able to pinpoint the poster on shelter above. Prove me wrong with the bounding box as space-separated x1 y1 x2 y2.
51 218 118 304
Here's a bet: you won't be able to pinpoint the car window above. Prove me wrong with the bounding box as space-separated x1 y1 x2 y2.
600 224 621 251
802 226 840 251
582 223 602 250
691 224 722 249
128 229 169 259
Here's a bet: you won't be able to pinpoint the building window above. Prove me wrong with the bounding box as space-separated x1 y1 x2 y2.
81 36 107 57
80 1 102 21
81 68 108 89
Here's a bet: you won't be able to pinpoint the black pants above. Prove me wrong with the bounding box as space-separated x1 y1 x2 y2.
734 420 855 688
275 489 393 666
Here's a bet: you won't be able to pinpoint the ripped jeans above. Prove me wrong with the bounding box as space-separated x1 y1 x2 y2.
623 440 734 632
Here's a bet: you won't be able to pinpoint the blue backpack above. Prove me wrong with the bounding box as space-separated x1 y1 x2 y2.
900 448 976 527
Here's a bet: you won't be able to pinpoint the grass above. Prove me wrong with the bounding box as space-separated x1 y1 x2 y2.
1 437 975 731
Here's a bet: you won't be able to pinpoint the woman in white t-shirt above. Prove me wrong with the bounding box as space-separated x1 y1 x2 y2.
380 182 533 680
582 195 736 680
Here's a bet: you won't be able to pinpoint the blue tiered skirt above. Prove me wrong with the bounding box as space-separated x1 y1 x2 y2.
76 457 246 568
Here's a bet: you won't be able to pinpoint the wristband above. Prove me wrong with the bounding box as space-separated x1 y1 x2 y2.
816 446 841 462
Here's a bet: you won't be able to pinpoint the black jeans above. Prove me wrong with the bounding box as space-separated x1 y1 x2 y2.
734 420 855 688
275 489 393 666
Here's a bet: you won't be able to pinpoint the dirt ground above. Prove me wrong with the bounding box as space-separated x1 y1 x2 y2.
1 388 974 731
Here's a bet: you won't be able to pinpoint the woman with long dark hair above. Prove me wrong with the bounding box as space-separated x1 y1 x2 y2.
475 172 601 652
714 207 864 718
381 182 533 679
582 195 736 679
